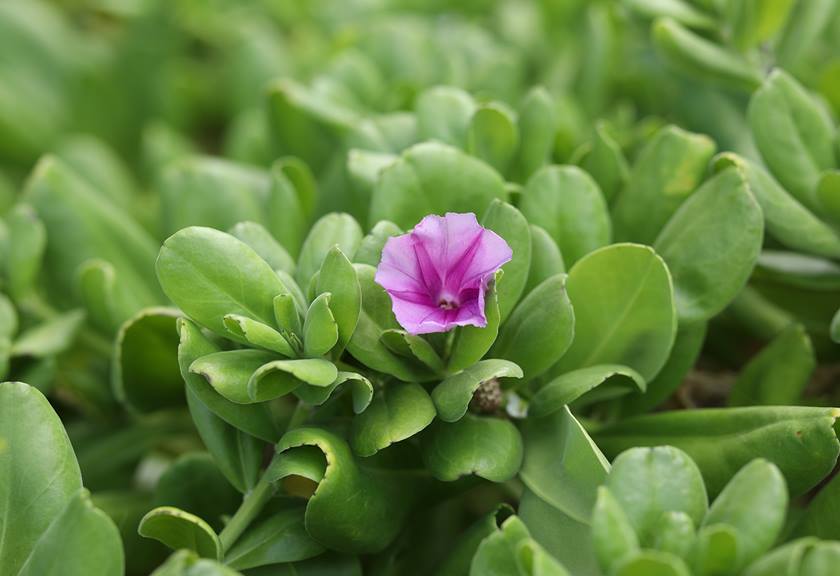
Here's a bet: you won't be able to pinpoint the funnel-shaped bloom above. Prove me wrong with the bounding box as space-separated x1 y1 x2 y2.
375 212 512 334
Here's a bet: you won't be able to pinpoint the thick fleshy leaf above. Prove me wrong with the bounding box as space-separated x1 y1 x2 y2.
270 427 423 553
579 122 629 204
139 506 221 560
594 407 840 497
249 359 337 402
748 70 836 212
552 244 676 382
519 407 609 575
421 414 523 482
469 516 532 576
492 274 574 381
178 319 278 443
654 166 763 323
612 550 691 576
380 329 445 373
157 227 289 339
353 220 402 266
519 165 610 266
511 86 556 183
606 447 708 546
3 204 45 300
112 307 183 414
369 141 507 230
612 125 715 244
524 225 565 295
296 213 362 291
468 103 519 175
530 365 644 418
652 18 763 91
432 359 522 422
352 382 436 456
224 502 324 570
481 200 531 322
223 314 296 358
0 382 123 575
592 487 639 574
775 0 836 69
714 153 840 260
303 293 339 357
229 221 295 276
703 459 787 570
10 309 84 358
416 86 476 148
729 323 815 406
316 246 361 353
190 350 276 404
150 549 241 576
294 371 374 414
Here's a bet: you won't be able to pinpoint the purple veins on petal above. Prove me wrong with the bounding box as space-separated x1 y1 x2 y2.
375 212 513 335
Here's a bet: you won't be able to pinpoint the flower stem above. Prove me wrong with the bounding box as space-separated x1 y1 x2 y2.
219 470 276 552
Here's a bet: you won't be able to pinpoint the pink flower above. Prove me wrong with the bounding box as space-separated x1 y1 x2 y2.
375 212 512 335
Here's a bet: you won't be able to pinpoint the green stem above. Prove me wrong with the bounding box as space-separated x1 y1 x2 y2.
219 471 276 552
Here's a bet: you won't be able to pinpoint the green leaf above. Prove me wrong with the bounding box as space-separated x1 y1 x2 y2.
316 247 361 354
579 122 629 204
139 506 222 560
551 244 676 382
303 293 339 357
380 329 445 373
703 459 787 570
17 490 124 576
607 447 707 547
519 407 609 575
594 406 840 497
519 165 610 267
112 307 183 414
74 259 126 334
525 225 565 295
223 314 296 358
612 550 691 576
229 221 295 276
416 86 476 148
24 157 162 311
713 154 840 260
530 365 645 418
469 516 531 576
347 264 433 382
178 318 278 442
274 294 302 338
157 227 289 340
748 70 837 212
296 213 362 291
351 382 436 456
511 86 556 183
266 163 308 258
592 487 639 574
10 309 84 358
294 371 374 414
652 512 696 560
651 18 763 91
151 549 242 576
729 0 796 50
654 166 763 323
369 141 507 230
493 274 575 381
270 427 423 553
273 156 317 221
817 170 840 227
448 279 503 374
625 0 716 29
468 102 519 175
689 524 739 576
159 156 273 239
432 359 522 422
224 502 324 570
481 200 531 322
436 506 514 576
190 350 276 404
0 381 123 575
3 204 45 300
612 125 716 244
775 0 836 70
353 220 402 266
422 414 523 482
729 323 815 406
249 359 337 402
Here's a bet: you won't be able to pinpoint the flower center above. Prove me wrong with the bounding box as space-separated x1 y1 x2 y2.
438 297 459 310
